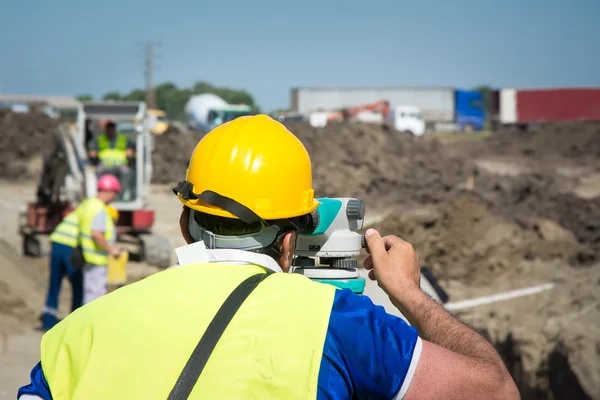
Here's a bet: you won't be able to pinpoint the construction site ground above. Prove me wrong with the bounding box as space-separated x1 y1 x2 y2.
1 111 599 399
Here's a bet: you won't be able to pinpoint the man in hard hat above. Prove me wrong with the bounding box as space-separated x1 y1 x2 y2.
40 204 121 331
40 209 84 332
76 174 122 305
18 116 518 399
87 120 135 201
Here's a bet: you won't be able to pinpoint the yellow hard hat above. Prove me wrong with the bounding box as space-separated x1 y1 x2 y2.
173 114 319 222
106 205 119 221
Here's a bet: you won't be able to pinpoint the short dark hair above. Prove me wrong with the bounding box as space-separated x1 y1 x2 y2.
106 121 116 129
184 206 296 260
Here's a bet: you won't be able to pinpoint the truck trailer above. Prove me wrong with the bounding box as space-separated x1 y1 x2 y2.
490 88 600 130
290 87 485 132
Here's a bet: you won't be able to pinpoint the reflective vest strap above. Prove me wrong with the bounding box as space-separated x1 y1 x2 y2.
168 271 273 400
40 264 336 399
49 212 79 248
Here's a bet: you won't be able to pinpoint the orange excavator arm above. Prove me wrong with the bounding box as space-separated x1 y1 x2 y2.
326 100 390 122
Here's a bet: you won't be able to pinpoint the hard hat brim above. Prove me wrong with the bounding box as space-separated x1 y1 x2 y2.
177 194 320 221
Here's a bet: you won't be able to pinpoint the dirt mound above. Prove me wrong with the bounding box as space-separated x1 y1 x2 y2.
151 130 204 184
465 262 600 399
369 195 599 398
472 171 600 259
0 110 60 181
370 195 587 283
485 122 600 160
285 121 473 209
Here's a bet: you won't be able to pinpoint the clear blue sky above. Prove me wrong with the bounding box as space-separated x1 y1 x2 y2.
1 0 599 112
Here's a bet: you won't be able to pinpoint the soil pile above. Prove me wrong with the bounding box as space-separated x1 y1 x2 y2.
485 122 600 160
285 121 473 209
0 110 60 181
369 195 599 398
371 195 588 283
151 129 204 184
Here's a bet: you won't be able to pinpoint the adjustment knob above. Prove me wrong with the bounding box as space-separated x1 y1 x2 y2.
293 256 316 267
346 199 365 220
333 259 357 270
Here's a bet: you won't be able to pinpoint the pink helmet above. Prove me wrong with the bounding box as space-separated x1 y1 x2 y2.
97 174 122 192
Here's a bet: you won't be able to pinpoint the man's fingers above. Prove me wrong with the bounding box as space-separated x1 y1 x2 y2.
381 234 407 251
364 229 386 265
363 255 373 270
368 269 376 281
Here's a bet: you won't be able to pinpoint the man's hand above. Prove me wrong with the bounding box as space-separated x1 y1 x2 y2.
363 230 520 400
363 228 420 298
110 247 122 258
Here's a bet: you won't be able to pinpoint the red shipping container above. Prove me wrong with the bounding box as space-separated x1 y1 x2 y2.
517 88 600 123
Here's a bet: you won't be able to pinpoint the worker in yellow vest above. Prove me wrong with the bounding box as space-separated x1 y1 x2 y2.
40 210 83 331
40 203 121 331
18 116 518 399
87 120 135 201
76 174 122 305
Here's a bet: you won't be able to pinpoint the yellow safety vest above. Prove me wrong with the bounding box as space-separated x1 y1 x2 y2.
40 263 336 399
48 211 79 248
76 197 114 266
97 134 128 168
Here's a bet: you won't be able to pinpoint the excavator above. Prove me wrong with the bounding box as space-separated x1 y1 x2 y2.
19 101 173 268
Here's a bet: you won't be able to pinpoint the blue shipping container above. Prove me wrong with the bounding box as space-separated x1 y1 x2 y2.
455 90 485 131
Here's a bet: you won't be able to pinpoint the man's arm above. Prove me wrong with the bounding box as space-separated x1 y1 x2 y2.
87 138 98 164
126 137 135 158
364 229 520 400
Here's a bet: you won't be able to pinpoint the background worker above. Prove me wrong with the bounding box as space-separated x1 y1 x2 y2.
87 120 135 201
18 116 518 400
77 174 122 305
40 209 83 332
40 204 121 331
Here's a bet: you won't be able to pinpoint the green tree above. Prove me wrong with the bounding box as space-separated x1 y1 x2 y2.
99 81 260 121
102 91 122 101
76 94 93 102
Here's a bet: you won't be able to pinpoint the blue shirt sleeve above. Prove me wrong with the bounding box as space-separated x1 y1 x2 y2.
91 209 107 232
318 289 421 399
17 362 52 400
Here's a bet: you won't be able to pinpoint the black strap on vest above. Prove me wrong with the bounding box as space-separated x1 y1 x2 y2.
167 271 273 400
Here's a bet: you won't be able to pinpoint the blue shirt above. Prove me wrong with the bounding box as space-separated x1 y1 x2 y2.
18 289 420 399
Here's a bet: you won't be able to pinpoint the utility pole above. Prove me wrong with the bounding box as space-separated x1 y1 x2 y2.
144 43 156 109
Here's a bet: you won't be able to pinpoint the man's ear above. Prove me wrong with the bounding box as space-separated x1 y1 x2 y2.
279 231 298 271
180 207 194 244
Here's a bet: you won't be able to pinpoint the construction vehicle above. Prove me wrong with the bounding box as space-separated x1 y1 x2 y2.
185 94 254 132
19 101 172 268
147 108 169 134
309 100 425 135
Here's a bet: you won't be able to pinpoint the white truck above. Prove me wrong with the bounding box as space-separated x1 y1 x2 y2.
185 93 253 132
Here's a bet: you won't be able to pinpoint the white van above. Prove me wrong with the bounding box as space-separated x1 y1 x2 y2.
388 105 425 136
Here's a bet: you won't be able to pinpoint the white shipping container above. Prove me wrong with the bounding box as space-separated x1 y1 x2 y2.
291 87 455 122
499 89 517 124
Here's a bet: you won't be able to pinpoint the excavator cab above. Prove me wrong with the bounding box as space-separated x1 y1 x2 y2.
19 101 172 268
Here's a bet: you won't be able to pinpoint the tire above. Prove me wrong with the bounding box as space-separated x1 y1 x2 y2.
139 233 172 268
23 234 42 258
